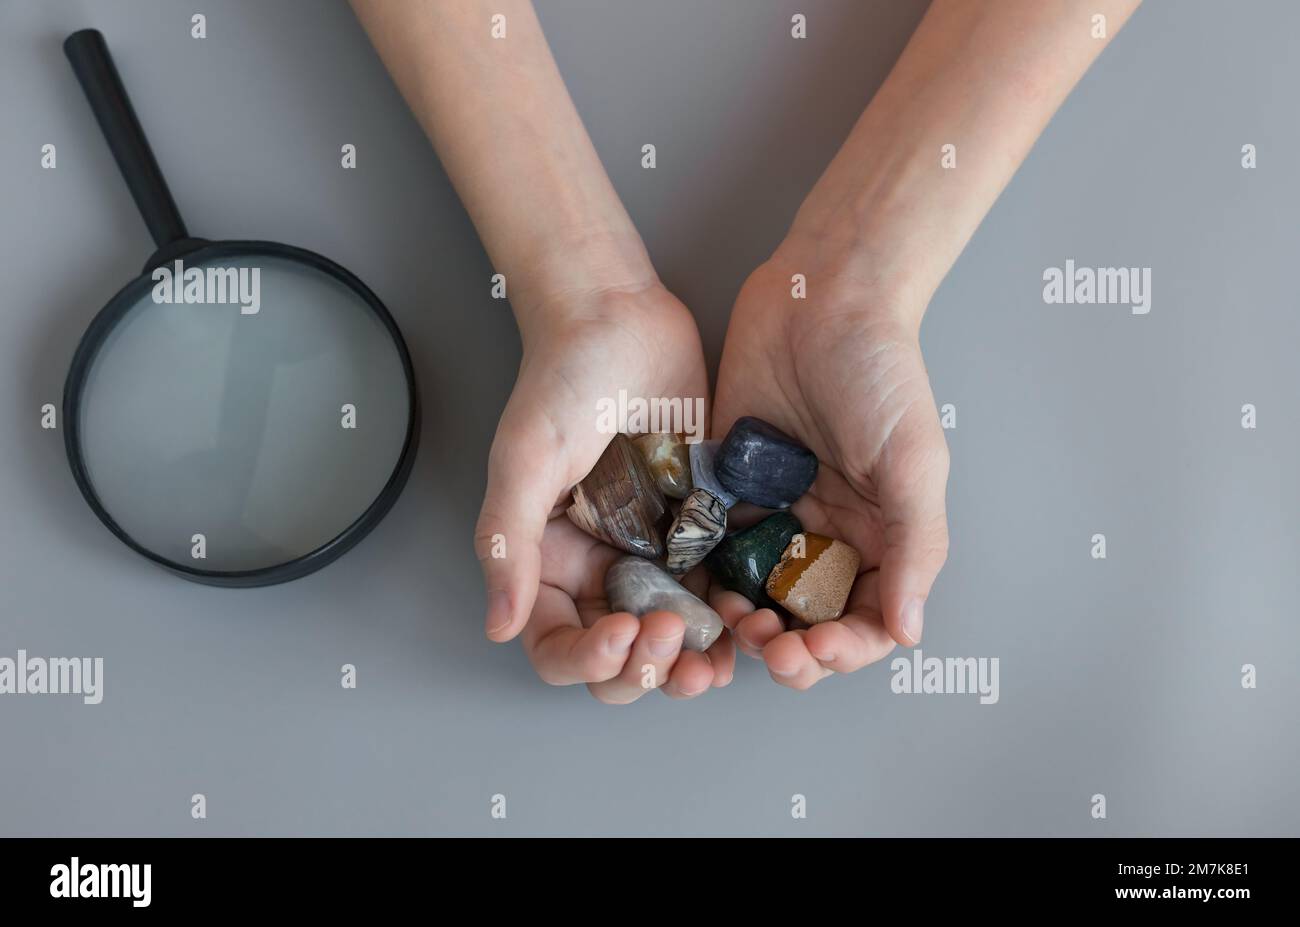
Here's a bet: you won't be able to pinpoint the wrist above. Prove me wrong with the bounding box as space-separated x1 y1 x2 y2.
769 218 934 336
507 226 660 333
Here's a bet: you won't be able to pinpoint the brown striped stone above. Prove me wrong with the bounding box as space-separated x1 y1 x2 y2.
566 434 667 558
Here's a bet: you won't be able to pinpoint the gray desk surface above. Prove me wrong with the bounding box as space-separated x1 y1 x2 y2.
1 0 1297 836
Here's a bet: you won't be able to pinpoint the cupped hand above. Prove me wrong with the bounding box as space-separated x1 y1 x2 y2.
474 282 734 702
711 254 950 690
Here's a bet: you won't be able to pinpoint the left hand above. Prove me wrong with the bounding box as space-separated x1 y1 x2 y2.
711 247 950 690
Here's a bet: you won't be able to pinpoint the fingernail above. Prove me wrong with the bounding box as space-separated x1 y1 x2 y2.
648 634 683 658
770 665 798 678
902 598 924 644
485 589 511 636
607 632 636 655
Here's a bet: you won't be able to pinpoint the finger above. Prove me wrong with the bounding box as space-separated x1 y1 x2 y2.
803 616 895 674
475 408 591 643
878 426 950 648
586 611 685 705
673 576 736 683
662 650 714 699
733 608 784 658
802 570 895 673
708 588 757 630
708 630 736 687
763 630 834 691
879 517 948 648
523 593 640 686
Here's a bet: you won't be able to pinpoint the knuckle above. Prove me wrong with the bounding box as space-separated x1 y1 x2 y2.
472 528 504 562
535 666 569 687
580 653 619 684
872 640 898 665
587 684 635 706
931 529 951 566
529 645 571 687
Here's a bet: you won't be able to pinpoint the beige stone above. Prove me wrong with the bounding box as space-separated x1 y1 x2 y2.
765 532 860 624
631 433 693 500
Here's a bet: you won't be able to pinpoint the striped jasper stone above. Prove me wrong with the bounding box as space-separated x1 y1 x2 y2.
665 488 727 574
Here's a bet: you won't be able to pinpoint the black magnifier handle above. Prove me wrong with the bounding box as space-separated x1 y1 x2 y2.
64 29 191 251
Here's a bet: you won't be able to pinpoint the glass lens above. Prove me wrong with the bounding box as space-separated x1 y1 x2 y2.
77 252 411 573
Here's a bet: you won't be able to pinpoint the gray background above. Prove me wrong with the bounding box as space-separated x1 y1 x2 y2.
1 0 1296 836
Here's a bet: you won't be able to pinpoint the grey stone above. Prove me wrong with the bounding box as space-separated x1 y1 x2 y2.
605 555 725 652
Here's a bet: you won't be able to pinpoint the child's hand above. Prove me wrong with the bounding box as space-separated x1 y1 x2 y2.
475 283 734 701
711 252 949 690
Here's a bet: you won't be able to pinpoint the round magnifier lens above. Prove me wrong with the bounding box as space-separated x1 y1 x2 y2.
75 252 412 574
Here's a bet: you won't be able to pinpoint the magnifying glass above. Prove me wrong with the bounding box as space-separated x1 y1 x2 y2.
62 29 420 586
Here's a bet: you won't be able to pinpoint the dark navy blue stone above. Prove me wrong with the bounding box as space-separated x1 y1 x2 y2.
713 416 818 508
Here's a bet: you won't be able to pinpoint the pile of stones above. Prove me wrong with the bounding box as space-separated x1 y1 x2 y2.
566 417 860 652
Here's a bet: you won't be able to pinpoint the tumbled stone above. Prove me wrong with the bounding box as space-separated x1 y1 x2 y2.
765 532 860 624
703 511 801 608
567 434 666 558
605 555 725 651
665 488 727 574
687 439 739 508
714 416 818 509
631 433 693 500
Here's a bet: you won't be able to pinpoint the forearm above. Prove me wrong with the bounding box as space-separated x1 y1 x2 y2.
349 0 654 325
781 0 1141 324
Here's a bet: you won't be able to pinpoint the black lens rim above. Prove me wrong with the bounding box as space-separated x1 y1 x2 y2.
63 240 421 587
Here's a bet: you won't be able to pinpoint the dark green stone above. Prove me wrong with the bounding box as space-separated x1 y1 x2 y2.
703 511 802 608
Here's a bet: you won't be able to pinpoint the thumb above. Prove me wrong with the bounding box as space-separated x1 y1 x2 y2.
474 410 573 643
876 426 950 648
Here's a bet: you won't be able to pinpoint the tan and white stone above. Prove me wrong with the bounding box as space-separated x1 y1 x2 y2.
631 433 693 500
764 532 860 624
